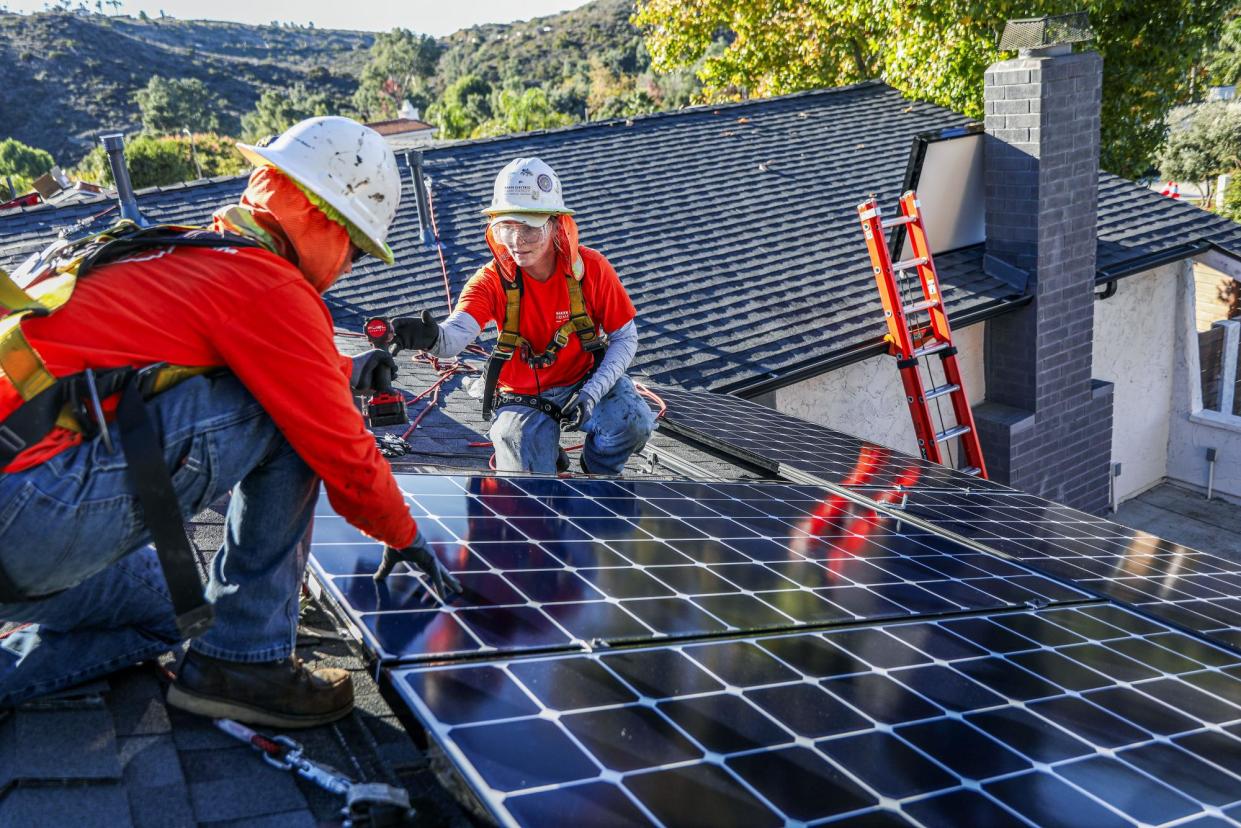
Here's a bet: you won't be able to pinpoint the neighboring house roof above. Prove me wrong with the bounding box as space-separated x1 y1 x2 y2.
367 117 436 136
3 82 1241 393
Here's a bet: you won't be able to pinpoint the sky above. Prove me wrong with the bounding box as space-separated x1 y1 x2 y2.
0 0 595 36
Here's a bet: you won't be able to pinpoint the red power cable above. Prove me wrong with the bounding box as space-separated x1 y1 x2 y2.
423 176 455 314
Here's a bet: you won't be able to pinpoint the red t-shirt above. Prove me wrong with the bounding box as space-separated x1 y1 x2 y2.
456 246 636 394
5 245 417 549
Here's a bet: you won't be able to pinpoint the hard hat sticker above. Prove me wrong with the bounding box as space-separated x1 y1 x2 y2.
536 174 554 193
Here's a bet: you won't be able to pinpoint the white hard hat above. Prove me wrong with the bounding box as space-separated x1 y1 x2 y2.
236 116 401 264
482 157 573 220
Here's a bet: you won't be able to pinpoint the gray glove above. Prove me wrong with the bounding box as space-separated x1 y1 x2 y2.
374 530 463 598
350 349 398 394
561 389 596 432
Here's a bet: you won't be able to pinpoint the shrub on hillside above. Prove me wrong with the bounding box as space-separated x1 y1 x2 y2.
73 133 248 190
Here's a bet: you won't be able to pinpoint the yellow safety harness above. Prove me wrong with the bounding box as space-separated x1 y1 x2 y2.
481 268 605 420
0 220 261 636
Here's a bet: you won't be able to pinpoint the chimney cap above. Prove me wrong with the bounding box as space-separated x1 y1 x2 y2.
998 12 1093 52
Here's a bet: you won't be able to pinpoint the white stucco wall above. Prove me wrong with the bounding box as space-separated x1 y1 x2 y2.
1091 264 1180 502
764 323 987 456
1168 259 1241 500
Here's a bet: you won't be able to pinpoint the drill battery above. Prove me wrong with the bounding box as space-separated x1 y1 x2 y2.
363 392 408 429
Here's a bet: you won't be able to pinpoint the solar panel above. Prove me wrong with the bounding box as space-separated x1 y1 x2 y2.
391 603 1241 827
653 385 1241 650
308 474 1090 663
879 488 1241 651
654 385 1011 493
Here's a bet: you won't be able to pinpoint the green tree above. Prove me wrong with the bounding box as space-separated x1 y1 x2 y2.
74 133 247 190
352 28 442 120
1221 172 1241 224
425 74 494 138
472 87 575 138
633 0 1233 179
133 76 224 134
241 85 341 143
1207 12 1241 87
0 138 55 200
1158 103 1241 201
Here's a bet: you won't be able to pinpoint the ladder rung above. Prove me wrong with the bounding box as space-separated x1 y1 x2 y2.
892 256 928 271
903 298 940 315
959 466 982 477
881 215 917 228
913 341 950 358
935 425 971 443
924 383 960 401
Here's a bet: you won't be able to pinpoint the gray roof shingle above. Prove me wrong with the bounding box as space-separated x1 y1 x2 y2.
3 83 1239 393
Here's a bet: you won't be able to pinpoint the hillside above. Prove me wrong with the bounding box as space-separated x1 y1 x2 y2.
437 0 645 89
0 1 667 168
0 12 372 164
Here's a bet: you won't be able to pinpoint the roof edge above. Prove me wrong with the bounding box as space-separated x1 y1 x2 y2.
718 292 1031 399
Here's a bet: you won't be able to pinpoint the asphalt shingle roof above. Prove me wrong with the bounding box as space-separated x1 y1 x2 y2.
4 82 1240 394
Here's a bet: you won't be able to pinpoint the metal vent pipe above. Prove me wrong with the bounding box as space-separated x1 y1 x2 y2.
100 133 147 226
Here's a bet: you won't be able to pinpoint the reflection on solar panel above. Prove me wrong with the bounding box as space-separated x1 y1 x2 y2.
391 603 1241 827
654 385 1011 492
309 475 1089 663
887 489 1241 650
654 385 1241 651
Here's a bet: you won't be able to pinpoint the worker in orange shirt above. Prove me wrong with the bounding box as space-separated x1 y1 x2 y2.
391 158 655 475
0 117 459 727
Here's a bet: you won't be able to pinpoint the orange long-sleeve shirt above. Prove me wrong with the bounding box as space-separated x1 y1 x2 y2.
6 243 417 548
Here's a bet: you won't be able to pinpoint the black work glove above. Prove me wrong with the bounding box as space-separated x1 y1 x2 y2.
350 349 398 394
560 390 596 432
391 310 440 355
374 530 463 598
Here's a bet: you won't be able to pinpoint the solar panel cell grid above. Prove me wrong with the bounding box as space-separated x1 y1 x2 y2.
887 489 1241 649
392 604 1241 827
653 385 1241 651
309 475 1091 663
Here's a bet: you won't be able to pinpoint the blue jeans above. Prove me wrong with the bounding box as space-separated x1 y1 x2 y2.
0 374 319 707
489 375 655 475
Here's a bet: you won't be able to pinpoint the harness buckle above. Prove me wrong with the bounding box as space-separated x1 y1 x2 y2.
0 425 26 455
134 362 171 399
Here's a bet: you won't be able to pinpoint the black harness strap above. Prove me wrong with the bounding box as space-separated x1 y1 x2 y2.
117 366 214 638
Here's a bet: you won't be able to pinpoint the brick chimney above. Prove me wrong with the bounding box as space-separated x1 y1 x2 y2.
973 16 1114 513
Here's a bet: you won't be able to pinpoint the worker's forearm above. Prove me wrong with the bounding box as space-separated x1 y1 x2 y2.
430 310 482 358
580 320 638 402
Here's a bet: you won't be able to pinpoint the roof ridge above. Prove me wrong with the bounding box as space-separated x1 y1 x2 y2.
416 80 894 155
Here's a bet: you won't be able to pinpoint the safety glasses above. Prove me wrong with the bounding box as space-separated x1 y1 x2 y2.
492 220 551 247
350 245 368 264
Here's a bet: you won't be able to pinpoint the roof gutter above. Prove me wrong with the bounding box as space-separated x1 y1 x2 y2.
1094 241 1212 284
717 292 1032 399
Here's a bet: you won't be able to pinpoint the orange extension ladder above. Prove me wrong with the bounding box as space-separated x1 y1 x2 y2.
856 191 988 479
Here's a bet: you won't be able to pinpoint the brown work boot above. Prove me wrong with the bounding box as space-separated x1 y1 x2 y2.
166 650 354 729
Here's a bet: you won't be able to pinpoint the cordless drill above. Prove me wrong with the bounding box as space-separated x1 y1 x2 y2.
361 317 409 429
